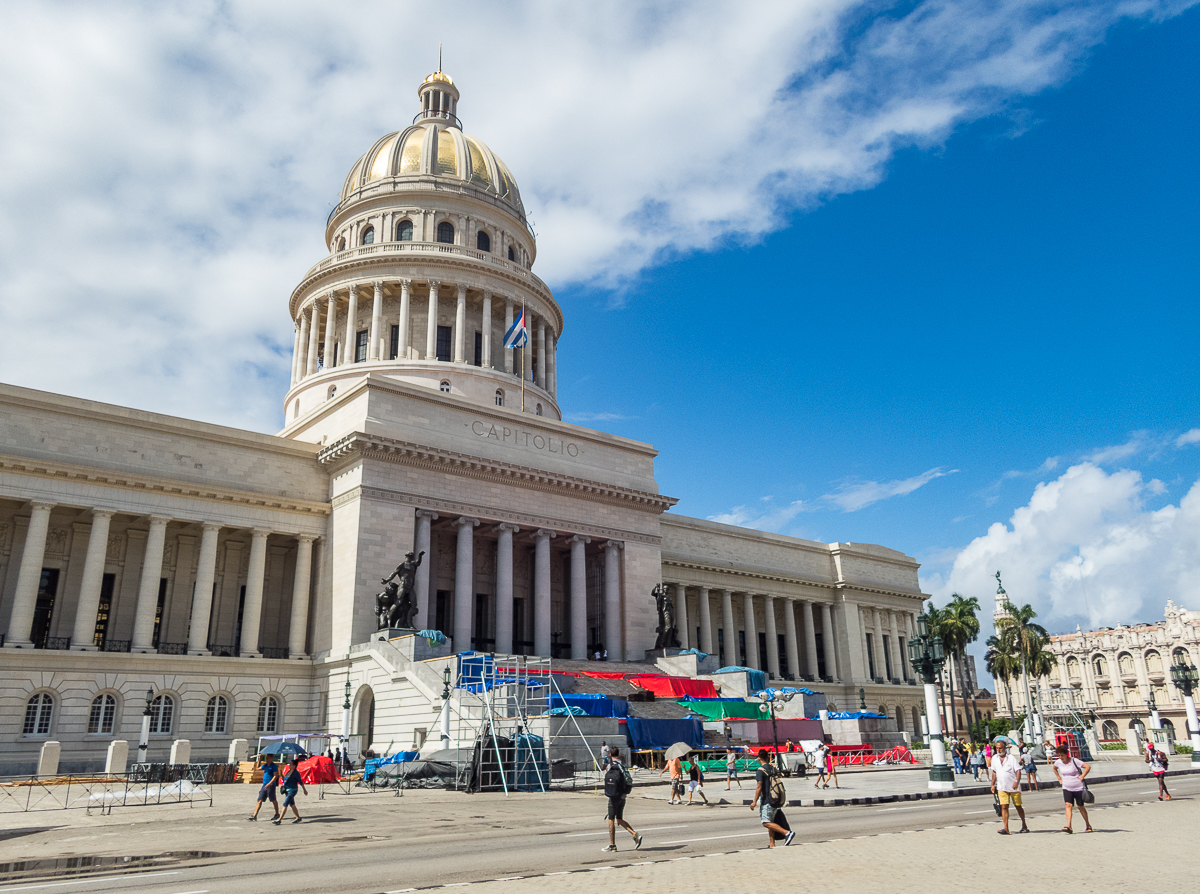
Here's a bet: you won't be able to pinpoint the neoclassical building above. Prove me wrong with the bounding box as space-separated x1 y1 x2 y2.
0 70 931 774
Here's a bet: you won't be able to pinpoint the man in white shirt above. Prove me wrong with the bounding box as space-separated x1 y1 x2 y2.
989 738 1029 835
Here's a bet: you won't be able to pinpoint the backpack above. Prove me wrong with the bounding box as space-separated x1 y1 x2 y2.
764 765 787 807
604 762 632 797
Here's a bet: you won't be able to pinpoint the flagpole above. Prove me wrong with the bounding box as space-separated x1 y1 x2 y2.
520 299 526 413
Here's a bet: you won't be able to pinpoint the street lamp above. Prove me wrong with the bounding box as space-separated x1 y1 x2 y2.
1169 656 1200 766
756 689 796 774
137 688 153 764
439 664 454 748
1146 691 1160 731
858 687 867 711
907 612 954 790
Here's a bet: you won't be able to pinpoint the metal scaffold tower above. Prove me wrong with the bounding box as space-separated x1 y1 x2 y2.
1036 686 1104 760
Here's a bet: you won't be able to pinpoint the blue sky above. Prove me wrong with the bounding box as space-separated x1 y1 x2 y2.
0 2 1197 668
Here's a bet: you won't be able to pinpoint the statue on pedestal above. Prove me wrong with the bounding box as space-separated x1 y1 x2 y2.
652 583 680 650
376 550 424 630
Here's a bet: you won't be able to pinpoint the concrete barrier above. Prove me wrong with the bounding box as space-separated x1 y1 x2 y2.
105 739 129 774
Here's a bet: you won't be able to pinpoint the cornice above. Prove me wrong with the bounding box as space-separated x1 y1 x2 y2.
320 430 676 514
661 554 926 603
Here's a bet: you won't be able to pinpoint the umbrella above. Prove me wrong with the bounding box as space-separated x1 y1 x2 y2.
259 741 309 758
664 741 693 761
992 735 1016 746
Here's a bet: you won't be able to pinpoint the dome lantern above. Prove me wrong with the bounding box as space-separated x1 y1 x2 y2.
417 52 460 128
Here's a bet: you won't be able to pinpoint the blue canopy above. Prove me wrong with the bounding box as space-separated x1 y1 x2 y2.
754 686 818 699
714 666 768 693
624 718 706 751
826 711 889 719
363 750 420 780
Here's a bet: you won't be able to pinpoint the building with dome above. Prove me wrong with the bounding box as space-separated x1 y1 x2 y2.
0 70 932 774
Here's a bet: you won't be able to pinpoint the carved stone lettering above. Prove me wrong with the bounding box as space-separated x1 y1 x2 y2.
469 420 579 457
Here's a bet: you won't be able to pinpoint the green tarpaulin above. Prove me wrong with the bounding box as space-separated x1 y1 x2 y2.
684 700 768 720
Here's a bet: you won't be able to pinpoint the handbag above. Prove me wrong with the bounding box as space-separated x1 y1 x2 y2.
1073 759 1095 804
992 790 1003 817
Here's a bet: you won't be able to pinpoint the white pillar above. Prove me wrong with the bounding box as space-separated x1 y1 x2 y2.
130 515 170 652
323 292 337 369
548 330 557 397
697 586 713 654
454 284 467 363
342 284 359 365
452 517 479 651
481 292 492 368
674 583 689 650
494 523 518 653
764 595 780 679
398 279 411 359
426 281 440 360
570 535 590 660
536 317 546 389
238 528 270 657
70 509 115 650
603 541 622 660
187 522 221 655
534 529 555 657
5 502 55 647
503 298 514 374
802 601 819 680
743 593 759 670
783 599 801 682
369 280 384 360
296 312 311 380
306 300 321 374
290 326 302 385
925 679 955 790
1182 692 1200 761
720 589 735 667
414 510 437 629
288 535 315 658
821 602 838 682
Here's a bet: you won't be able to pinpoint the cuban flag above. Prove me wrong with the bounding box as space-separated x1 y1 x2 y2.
503 306 529 349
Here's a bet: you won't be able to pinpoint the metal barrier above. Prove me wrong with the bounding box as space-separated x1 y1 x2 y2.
0 766 224 814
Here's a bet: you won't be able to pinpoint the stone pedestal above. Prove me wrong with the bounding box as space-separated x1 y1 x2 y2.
228 738 250 763
37 741 60 778
170 739 191 765
105 740 129 774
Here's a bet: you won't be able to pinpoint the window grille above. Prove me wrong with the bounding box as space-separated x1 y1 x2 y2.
205 695 228 734
257 696 279 733
437 221 455 244
361 226 375 245
149 694 174 734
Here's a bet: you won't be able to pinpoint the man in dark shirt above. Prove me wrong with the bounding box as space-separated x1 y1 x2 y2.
749 749 794 847
248 753 280 822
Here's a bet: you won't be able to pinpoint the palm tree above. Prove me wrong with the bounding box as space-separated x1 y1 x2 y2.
942 594 982 741
996 601 1053 738
985 633 1019 719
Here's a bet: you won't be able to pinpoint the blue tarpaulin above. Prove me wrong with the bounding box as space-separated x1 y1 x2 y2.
827 712 889 719
549 706 586 716
624 718 706 751
754 686 818 699
363 750 421 780
714 666 768 693
549 693 628 718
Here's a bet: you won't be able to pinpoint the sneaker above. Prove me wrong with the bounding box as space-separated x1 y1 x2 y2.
292 817 302 823
634 833 644 850
602 844 617 853
271 818 281 825
1165 793 1171 800
247 816 257 822
783 831 796 847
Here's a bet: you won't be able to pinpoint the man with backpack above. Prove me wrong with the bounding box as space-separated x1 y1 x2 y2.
749 748 794 847
602 747 643 853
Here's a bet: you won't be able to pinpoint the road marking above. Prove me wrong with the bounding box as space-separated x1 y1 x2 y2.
0 873 182 893
876 805 931 811
663 832 762 844
564 824 687 837
384 889 417 892
964 810 996 814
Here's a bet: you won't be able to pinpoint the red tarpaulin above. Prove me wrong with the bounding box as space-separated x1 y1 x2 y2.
581 671 629 679
298 755 340 784
627 676 718 699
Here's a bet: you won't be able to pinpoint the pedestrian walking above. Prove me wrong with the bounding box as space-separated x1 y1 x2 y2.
968 743 985 780
989 738 1029 835
749 748 794 848
275 757 308 824
1146 742 1171 800
687 759 709 805
952 739 964 774
1020 741 1040 791
601 747 642 853
600 741 610 771
725 747 742 790
1051 744 1092 833
659 755 685 804
248 753 280 822
825 745 840 789
813 742 830 789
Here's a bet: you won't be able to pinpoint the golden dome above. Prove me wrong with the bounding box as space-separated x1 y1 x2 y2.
423 70 454 85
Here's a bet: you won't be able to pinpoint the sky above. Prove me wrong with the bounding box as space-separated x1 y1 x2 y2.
0 1 1197 677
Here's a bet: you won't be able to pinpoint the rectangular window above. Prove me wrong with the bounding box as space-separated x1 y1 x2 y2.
436 325 452 362
866 634 877 679
31 568 59 648
473 332 482 367
333 342 339 366
93 573 115 647
390 324 399 360
355 329 369 363
151 578 167 647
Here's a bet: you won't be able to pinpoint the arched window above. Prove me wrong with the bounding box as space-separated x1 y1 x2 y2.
437 221 455 244
476 230 491 252
439 380 451 393
397 219 413 241
1117 652 1134 675
205 695 228 734
1101 720 1119 740
494 389 504 406
257 696 279 733
336 237 346 252
535 403 543 416
361 226 375 245
507 246 515 261
88 694 117 734
1145 650 1163 674
1093 655 1108 677
1066 656 1080 680
1174 647 1192 665
149 694 174 734
23 693 54 736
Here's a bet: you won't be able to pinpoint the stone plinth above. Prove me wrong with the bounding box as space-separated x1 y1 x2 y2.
105 740 128 774
383 631 453 662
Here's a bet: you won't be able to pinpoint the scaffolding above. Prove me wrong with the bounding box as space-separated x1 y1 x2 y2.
1036 687 1104 761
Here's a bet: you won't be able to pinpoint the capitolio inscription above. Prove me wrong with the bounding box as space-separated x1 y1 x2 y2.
469 420 580 457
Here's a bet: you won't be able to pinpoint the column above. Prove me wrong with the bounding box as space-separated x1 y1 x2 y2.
697 586 713 654
536 317 546 389
603 541 622 660
802 600 819 680
721 589 735 667
398 279 411 359
70 510 115 650
452 517 479 650
287 535 316 658
503 298 514 374
290 326 301 385
533 529 555 656
873 609 886 680
743 593 759 670
494 524 518 653
414 510 438 629
238 528 270 657
5 502 55 646
187 522 222 655
481 292 492 368
570 535 590 660
129 516 171 652
342 283 359 365
764 595 780 679
322 292 337 369
306 300 320 374
369 280 384 360
296 312 311 379
674 583 689 650
548 331 557 397
426 281 440 360
783 598 800 683
821 602 838 682
454 284 467 363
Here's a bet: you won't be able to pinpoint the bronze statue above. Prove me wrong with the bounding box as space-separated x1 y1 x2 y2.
652 583 680 650
376 551 424 630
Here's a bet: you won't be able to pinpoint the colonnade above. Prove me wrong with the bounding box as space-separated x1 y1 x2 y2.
860 605 914 684
290 279 557 397
3 502 316 660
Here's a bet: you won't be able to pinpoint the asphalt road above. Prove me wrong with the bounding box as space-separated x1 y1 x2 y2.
2 774 1195 893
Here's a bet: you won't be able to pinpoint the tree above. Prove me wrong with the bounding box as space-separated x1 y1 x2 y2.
985 633 1019 717
996 601 1057 737
942 594 982 741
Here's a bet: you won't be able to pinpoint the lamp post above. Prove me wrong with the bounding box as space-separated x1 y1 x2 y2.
1146 692 1161 731
907 612 955 790
1169 656 1200 767
439 664 453 748
137 688 153 764
858 687 867 711
756 689 795 773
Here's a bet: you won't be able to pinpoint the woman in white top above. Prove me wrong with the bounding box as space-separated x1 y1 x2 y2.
1051 744 1092 833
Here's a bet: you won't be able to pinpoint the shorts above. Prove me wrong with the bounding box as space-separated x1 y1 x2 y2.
257 787 277 803
689 780 701 793
726 767 738 778
282 789 297 808
607 795 626 821
671 779 685 796
759 802 778 824
998 791 1022 807
1063 789 1085 807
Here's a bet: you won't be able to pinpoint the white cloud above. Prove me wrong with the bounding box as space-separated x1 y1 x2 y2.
0 1 1193 429
1177 429 1200 447
1084 432 1151 464
822 467 957 512
708 500 807 532
563 411 634 423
